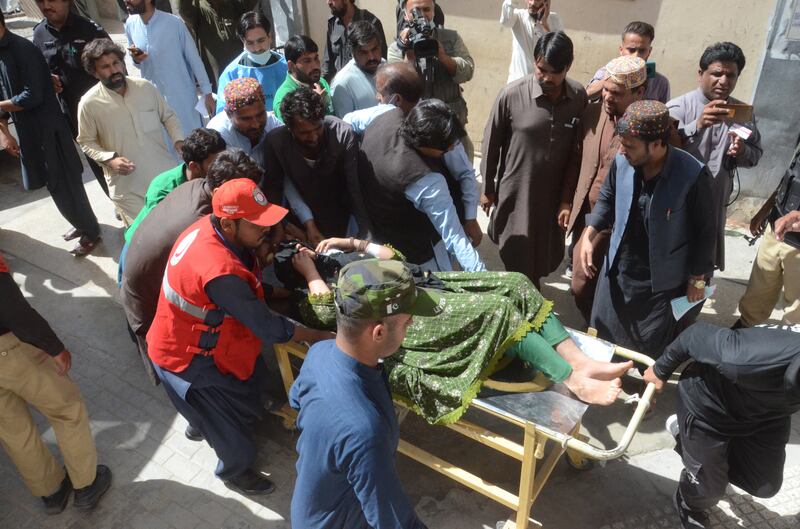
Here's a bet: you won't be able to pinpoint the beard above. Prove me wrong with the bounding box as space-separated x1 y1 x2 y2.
102 73 126 90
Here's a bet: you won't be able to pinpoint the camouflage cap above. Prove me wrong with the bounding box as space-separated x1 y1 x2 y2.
334 259 445 320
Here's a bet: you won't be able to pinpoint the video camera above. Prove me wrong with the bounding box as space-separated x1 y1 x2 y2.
404 7 438 58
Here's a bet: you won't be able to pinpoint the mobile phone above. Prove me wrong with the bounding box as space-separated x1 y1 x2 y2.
646 61 656 79
718 103 754 124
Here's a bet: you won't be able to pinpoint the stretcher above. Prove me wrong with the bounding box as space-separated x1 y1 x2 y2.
272 329 656 529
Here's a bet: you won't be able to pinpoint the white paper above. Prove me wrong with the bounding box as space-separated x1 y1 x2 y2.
671 285 716 321
195 93 217 120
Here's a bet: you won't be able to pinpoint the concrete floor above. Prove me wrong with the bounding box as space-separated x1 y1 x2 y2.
1 14 799 529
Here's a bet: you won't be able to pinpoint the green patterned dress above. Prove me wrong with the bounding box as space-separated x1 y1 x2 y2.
300 269 553 425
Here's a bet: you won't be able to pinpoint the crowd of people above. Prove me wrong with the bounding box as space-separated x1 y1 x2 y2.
1 1 800 529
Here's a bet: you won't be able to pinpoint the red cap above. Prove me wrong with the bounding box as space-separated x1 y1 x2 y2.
212 179 288 227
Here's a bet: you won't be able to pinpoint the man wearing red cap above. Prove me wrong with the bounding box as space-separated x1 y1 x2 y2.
147 178 333 496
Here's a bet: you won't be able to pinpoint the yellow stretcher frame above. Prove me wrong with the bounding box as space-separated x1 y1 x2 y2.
272 331 656 529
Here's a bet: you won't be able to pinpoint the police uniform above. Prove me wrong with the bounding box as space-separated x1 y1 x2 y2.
737 143 800 326
32 13 109 194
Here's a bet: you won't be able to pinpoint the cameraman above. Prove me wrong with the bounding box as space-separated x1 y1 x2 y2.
389 0 475 160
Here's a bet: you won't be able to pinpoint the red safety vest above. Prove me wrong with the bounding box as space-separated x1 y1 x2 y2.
0 253 8 273
147 216 264 381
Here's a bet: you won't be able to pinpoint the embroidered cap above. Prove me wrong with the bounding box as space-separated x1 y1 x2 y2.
604 55 647 89
223 77 265 113
616 100 671 140
212 178 288 227
335 259 445 320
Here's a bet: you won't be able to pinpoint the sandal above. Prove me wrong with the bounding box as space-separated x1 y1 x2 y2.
62 228 83 241
70 235 101 257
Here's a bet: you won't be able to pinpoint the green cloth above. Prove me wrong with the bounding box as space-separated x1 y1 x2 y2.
124 164 187 242
302 270 556 425
272 75 334 122
506 314 573 383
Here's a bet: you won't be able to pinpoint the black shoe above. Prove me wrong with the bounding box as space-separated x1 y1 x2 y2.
673 487 709 528
41 474 72 515
185 424 204 442
73 465 112 511
224 469 275 496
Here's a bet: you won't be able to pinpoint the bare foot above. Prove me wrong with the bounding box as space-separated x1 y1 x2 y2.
554 338 633 381
573 356 633 381
563 373 622 406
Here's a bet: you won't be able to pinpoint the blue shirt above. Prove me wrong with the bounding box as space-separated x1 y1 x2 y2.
215 51 288 114
290 341 427 529
207 110 281 169
125 10 212 136
344 104 479 221
330 58 384 118
405 173 485 272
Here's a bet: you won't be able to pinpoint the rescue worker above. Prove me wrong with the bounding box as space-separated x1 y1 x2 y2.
146 178 333 496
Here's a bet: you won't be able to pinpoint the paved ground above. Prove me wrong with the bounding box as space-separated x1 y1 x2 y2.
1 13 799 529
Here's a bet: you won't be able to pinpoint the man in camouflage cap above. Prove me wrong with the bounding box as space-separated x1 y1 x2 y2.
289 259 436 529
577 100 717 361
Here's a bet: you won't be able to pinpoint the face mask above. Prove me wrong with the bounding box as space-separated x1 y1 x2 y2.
245 48 271 65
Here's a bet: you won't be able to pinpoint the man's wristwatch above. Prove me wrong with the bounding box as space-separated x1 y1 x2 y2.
689 278 706 289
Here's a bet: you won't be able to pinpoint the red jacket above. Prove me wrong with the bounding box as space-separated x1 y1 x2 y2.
147 216 264 380
0 253 8 273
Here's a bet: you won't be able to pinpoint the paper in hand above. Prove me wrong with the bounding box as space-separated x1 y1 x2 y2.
671 285 716 321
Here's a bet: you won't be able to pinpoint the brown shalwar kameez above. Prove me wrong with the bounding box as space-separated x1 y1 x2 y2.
481 75 587 285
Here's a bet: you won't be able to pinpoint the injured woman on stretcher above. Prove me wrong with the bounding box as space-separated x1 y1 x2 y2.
269 237 633 426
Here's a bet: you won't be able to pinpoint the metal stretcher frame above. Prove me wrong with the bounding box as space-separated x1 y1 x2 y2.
272 330 656 529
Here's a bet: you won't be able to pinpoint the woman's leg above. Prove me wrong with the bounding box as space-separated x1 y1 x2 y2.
506 315 626 405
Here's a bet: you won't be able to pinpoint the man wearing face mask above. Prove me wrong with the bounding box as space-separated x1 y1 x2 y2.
215 10 287 114
481 31 586 288
208 77 281 169
500 0 564 84
147 178 333 496
668 42 762 271
330 20 386 118
273 35 334 122
264 87 366 245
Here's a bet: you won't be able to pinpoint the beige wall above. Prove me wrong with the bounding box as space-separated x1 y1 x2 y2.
305 0 776 149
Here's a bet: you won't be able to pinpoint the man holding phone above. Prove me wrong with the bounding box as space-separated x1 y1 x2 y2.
500 0 564 84
668 42 762 271
586 21 670 103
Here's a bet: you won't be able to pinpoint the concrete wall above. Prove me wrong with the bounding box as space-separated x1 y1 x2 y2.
303 0 777 150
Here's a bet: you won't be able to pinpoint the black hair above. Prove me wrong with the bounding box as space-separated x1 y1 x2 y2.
205 148 263 190
699 42 746 73
284 35 318 63
399 99 466 152
0 11 5 27
180 128 227 165
377 63 423 105
81 38 126 75
236 11 272 41
533 31 574 73
280 86 326 129
347 20 380 52
622 21 655 42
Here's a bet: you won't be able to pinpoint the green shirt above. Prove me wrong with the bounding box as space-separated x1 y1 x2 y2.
272 74 334 122
124 164 187 242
